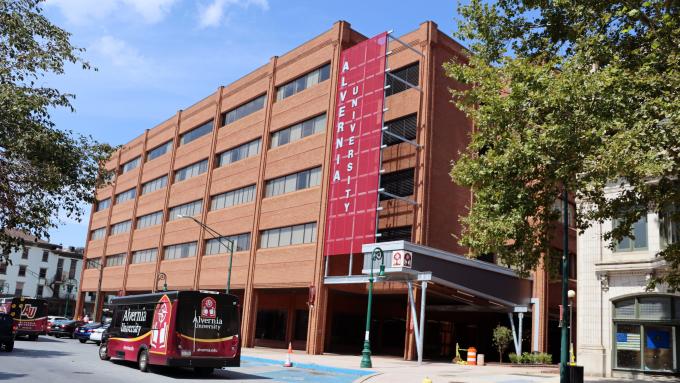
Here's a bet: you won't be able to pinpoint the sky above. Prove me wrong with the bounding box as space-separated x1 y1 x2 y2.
42 0 464 247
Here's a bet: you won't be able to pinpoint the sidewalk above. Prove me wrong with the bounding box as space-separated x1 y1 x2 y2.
241 347 562 383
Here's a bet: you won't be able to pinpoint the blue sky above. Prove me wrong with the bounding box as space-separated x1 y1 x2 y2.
42 0 463 247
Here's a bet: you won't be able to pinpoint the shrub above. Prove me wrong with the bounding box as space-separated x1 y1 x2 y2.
508 352 520 364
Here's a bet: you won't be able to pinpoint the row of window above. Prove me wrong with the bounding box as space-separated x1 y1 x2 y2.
94 222 317 266
91 165 414 240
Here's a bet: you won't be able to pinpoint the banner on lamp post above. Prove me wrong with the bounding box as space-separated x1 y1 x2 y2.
324 32 388 257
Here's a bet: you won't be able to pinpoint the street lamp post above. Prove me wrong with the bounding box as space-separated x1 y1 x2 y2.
63 278 78 318
178 215 234 294
156 272 168 292
568 289 576 365
560 189 570 383
360 247 386 369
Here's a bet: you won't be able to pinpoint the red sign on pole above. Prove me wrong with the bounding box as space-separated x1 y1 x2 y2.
324 32 388 256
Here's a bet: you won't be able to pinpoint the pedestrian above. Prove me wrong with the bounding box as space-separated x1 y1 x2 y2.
83 313 90 323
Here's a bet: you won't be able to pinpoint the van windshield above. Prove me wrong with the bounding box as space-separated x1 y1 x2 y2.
176 293 239 340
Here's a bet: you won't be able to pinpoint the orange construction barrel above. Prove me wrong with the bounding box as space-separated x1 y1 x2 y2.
467 347 477 365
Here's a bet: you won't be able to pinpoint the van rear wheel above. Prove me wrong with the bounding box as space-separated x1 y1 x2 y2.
138 349 149 372
194 367 213 376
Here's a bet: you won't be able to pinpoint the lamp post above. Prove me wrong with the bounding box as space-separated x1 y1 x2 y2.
63 278 78 318
156 272 168 292
360 247 386 369
178 215 234 294
568 289 576 365
560 189 570 383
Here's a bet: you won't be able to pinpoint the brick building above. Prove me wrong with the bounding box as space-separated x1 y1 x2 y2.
75 20 570 361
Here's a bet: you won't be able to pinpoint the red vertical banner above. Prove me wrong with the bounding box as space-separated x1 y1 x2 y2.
324 32 388 256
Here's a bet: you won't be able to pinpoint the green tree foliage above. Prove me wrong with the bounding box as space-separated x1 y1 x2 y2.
445 1 680 288
492 325 513 363
0 0 113 255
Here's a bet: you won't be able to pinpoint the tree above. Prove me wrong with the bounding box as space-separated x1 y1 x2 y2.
445 1 680 287
492 325 513 363
0 0 114 258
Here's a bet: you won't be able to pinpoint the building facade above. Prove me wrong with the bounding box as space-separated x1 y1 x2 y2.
577 187 680 377
1 231 89 316
75 20 571 360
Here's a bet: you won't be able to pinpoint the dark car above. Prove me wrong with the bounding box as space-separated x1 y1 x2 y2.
0 313 16 352
74 322 102 343
49 320 83 338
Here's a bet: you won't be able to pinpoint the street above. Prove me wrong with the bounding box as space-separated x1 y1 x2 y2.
0 336 367 383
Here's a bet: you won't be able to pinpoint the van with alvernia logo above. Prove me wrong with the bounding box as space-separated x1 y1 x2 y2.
99 290 241 376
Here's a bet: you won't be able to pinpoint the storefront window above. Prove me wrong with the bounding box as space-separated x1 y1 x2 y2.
613 295 679 373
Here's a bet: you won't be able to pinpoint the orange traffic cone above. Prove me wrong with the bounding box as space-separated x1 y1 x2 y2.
283 342 293 367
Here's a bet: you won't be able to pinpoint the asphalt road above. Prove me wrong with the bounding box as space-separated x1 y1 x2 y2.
0 336 364 383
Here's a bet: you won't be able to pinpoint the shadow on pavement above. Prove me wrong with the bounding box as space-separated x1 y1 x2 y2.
8 348 71 358
109 361 271 380
0 372 28 380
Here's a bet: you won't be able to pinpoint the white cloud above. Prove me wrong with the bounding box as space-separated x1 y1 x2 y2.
198 0 269 28
90 35 147 69
45 0 177 24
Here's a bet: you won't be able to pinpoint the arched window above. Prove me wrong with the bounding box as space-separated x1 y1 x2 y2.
612 294 680 373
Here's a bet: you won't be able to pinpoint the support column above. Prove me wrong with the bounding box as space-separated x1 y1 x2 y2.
531 255 549 352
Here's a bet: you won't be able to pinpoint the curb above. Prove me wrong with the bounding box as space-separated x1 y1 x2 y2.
241 355 374 377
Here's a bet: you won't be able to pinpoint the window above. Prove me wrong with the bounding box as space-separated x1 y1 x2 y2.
276 64 331 101
164 242 197 260
85 258 101 269
136 211 163 229
115 187 137 204
385 62 419 97
552 199 577 227
18 265 26 277
21 247 28 259
265 167 321 197
146 141 172 161
205 233 251 255
271 114 326 148
612 295 680 372
380 168 415 200
120 156 140 174
222 94 266 125
614 216 648 251
36 268 47 279
216 139 261 167
90 227 106 241
96 198 111 212
141 175 168 195
211 185 256 210
105 253 126 267
68 260 77 279
0 263 5 274
660 204 680 248
168 200 203 221
174 159 208 182
260 222 317 249
15 282 23 296
42 250 49 262
383 114 417 146
378 226 412 242
110 220 132 235
132 248 158 264
37 285 43 297
180 120 213 145
56 258 63 280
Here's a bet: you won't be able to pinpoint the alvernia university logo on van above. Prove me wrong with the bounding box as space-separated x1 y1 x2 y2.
200 297 216 319
20 304 37 319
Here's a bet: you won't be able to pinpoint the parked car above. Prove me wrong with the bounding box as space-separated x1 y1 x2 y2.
0 313 16 352
47 316 69 330
49 320 83 338
74 322 102 344
89 323 109 346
